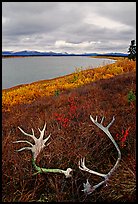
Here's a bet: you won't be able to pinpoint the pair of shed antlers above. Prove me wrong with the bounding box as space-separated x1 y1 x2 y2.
13 115 121 195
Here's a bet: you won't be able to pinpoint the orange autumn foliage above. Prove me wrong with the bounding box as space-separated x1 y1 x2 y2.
2 58 135 112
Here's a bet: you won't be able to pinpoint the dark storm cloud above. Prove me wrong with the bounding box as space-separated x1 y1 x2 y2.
2 2 136 53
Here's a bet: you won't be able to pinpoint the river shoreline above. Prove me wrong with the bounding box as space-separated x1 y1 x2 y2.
2 56 116 91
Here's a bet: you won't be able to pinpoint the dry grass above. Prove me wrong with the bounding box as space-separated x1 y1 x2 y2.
2 58 136 202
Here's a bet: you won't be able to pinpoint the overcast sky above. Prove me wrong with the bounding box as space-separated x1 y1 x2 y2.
2 2 136 54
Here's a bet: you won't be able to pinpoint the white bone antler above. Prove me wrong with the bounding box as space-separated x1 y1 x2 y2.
13 123 51 161
13 123 73 178
79 116 121 195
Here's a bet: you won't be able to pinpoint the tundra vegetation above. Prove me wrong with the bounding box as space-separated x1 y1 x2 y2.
2 57 136 202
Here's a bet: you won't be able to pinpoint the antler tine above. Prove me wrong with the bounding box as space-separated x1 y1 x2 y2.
90 115 115 131
14 122 73 178
78 157 85 171
13 140 33 147
90 115 120 156
100 116 104 124
31 128 35 136
79 157 106 178
79 115 121 195
15 123 51 161
18 126 37 142
43 133 51 144
106 116 115 129
38 122 47 139
15 147 32 152
91 115 121 166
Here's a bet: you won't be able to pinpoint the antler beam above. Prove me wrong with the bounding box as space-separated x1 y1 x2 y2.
79 116 121 195
13 123 72 178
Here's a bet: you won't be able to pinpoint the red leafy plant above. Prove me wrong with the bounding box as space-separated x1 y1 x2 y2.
115 127 131 148
54 113 70 128
54 96 80 128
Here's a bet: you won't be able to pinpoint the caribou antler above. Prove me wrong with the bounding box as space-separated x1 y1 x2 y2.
79 116 121 195
13 123 50 161
13 123 73 178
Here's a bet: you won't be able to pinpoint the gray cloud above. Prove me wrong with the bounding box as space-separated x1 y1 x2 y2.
2 2 136 53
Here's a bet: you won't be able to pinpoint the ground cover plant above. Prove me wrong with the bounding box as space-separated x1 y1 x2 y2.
2 57 136 202
2 57 135 112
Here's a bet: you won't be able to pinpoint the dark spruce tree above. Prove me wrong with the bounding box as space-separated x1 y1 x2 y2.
128 40 136 60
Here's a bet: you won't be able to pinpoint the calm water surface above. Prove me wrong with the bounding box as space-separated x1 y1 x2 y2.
2 56 115 89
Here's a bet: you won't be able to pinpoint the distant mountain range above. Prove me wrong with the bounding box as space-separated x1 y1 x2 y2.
2 50 128 57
